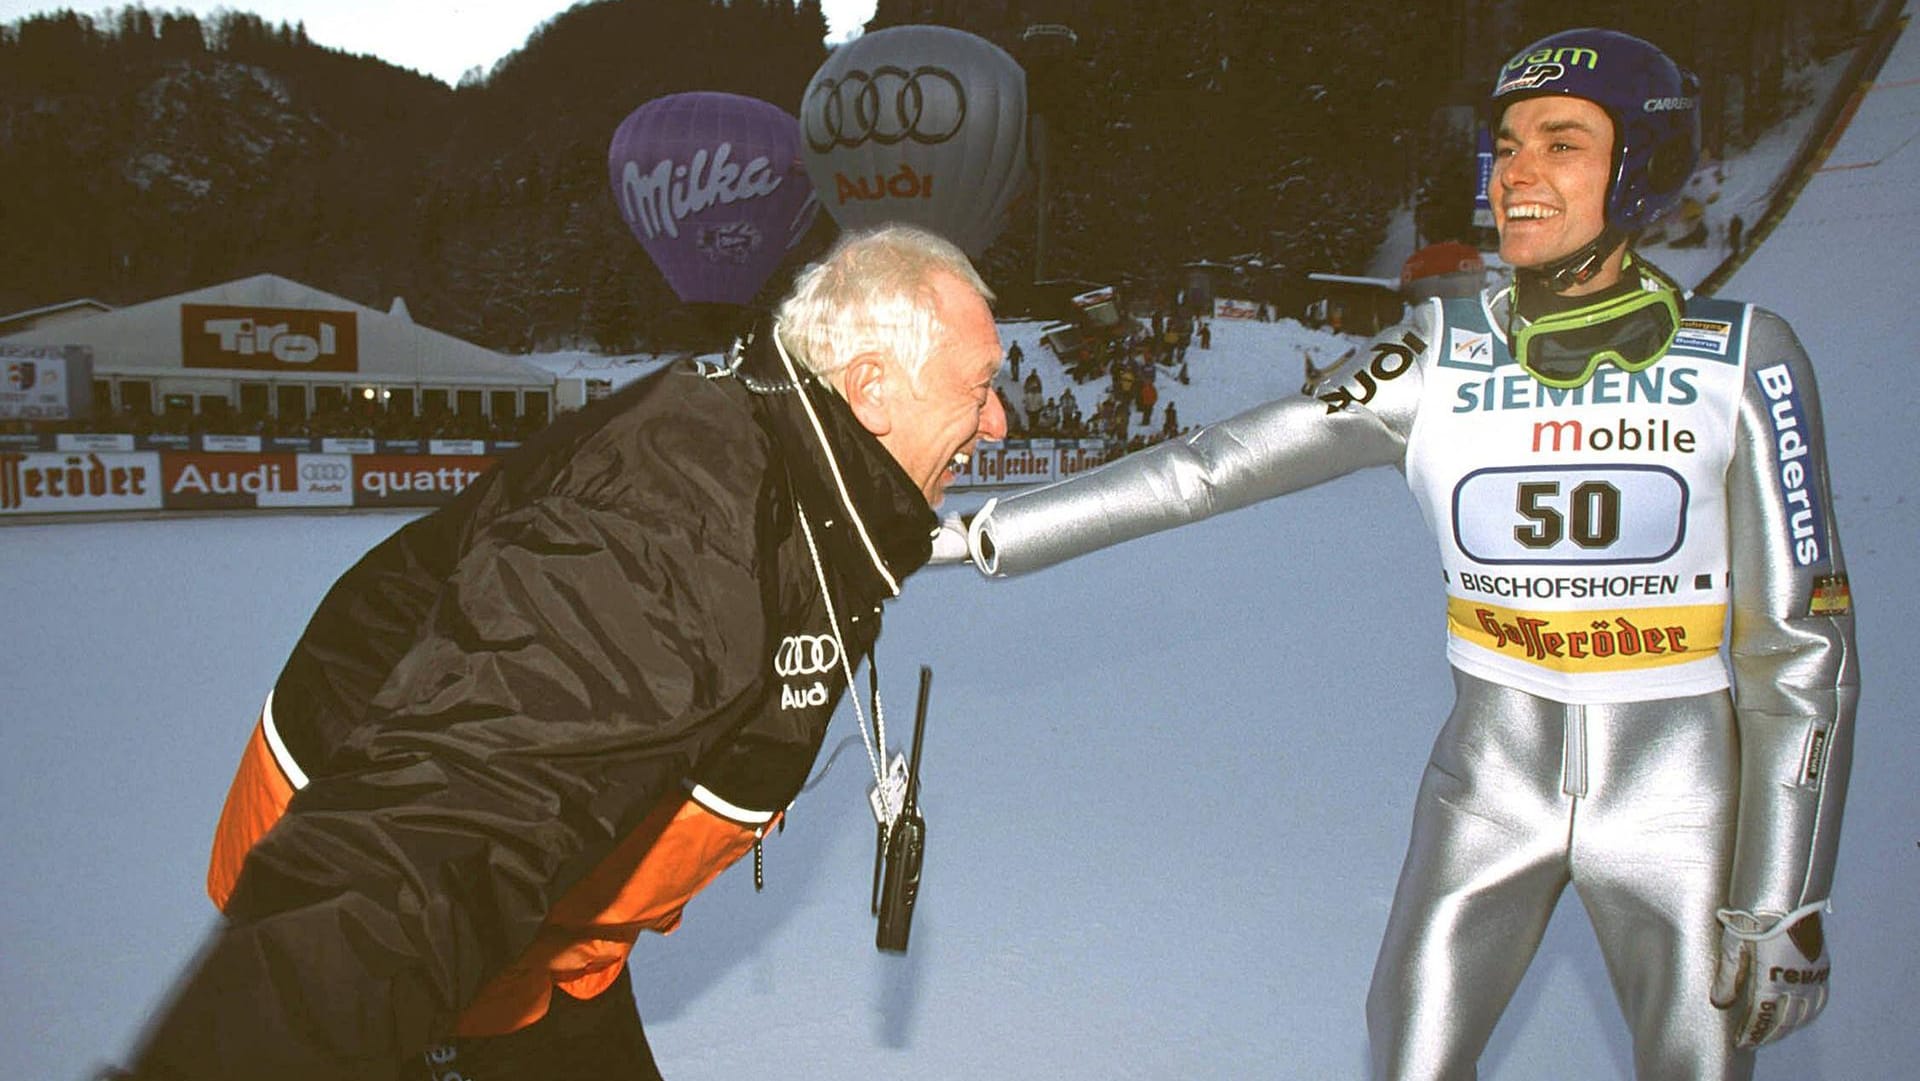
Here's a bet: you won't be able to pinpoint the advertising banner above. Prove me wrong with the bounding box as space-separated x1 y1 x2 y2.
160 452 356 510
200 434 264 454
1057 439 1113 479
353 455 495 508
427 439 488 456
1213 297 1263 320
139 433 193 452
948 439 1114 490
56 433 134 453
181 304 359 372
0 450 498 517
2 344 94 422
0 450 163 514
994 441 1059 486
4 437 1097 518
961 440 1058 488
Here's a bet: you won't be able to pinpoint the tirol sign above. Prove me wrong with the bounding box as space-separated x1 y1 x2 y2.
181 304 359 372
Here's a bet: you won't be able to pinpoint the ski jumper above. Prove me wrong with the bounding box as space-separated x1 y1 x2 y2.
969 282 1857 1080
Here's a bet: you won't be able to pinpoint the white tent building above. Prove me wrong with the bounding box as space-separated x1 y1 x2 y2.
1 273 558 428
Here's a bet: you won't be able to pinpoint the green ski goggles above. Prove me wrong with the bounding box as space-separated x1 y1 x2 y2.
1510 284 1683 389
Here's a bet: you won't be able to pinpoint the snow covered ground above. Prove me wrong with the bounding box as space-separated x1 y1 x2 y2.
5 11 1918 1080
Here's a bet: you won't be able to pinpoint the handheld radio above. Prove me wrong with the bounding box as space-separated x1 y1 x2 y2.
874 666 931 953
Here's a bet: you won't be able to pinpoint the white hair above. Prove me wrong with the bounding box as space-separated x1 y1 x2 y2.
774 223 993 393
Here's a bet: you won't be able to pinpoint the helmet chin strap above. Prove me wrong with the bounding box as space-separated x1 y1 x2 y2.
1518 225 1628 295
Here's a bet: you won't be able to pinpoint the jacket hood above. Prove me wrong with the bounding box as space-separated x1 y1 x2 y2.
729 324 936 598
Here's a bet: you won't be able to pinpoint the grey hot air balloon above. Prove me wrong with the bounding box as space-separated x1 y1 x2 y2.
800 24 1030 257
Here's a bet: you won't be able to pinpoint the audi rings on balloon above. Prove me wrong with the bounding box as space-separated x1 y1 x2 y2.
775 634 842 677
804 65 966 152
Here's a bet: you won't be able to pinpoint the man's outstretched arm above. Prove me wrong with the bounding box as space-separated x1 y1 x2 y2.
969 305 1438 577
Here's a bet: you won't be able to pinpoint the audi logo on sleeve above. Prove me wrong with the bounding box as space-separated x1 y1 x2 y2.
775 634 841 677
774 633 841 711
803 65 966 151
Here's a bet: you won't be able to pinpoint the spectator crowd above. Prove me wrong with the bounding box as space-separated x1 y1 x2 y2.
1001 311 1204 459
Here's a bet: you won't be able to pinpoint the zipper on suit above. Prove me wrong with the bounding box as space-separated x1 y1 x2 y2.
1561 703 1589 798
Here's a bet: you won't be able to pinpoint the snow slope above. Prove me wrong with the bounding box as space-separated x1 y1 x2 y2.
3 12 1917 1079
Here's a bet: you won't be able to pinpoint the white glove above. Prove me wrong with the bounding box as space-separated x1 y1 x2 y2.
927 513 972 565
1710 899 1831 1047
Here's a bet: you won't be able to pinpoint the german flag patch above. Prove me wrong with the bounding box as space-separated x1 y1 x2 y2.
1810 574 1852 616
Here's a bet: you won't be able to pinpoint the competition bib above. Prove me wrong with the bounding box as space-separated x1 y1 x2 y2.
1404 295 1750 703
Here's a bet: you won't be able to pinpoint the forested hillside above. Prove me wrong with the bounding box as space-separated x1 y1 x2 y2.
0 0 1875 351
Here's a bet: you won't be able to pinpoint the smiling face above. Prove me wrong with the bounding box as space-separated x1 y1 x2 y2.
1491 95 1626 293
867 271 1008 508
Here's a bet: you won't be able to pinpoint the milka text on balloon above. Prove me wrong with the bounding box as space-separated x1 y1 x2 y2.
619 142 782 240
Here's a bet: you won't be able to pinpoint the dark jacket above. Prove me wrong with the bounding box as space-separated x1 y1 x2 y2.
137 328 937 1079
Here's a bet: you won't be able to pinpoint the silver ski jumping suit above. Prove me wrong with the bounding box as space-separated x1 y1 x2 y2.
969 282 1857 1080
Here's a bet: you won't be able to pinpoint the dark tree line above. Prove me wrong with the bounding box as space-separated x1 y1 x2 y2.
0 1 1879 352
0 1 832 351
874 0 1879 297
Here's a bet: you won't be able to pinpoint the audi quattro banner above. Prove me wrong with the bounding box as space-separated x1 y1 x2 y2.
2 451 497 516
162 452 356 510
352 454 495 508
160 453 493 510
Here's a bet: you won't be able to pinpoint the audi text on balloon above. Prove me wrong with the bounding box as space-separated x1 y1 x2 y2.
833 163 935 205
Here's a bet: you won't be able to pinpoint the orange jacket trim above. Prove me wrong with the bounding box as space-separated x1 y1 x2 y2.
206 698 771 1038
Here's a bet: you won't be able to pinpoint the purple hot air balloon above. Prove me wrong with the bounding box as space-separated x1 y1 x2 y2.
608 92 820 306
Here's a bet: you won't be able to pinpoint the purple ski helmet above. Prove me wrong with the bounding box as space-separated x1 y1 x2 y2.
1490 28 1701 232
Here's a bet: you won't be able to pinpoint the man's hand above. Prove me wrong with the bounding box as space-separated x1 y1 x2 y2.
1710 900 1831 1047
924 498 999 571
928 513 972 565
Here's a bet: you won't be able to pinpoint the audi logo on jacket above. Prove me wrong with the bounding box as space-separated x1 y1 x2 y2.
136 328 936 1078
